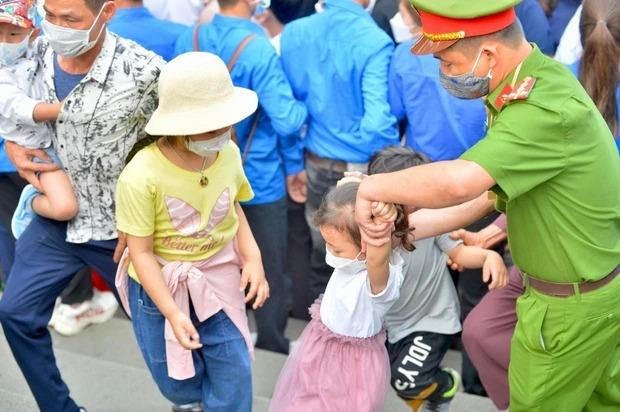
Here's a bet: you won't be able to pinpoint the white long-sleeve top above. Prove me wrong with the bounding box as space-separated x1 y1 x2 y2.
0 47 52 149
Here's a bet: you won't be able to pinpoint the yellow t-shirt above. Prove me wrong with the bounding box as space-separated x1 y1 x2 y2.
115 141 254 281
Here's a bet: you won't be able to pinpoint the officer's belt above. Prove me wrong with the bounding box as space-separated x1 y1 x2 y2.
522 265 620 297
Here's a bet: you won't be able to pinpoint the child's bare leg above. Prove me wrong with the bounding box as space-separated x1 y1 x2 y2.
32 169 78 221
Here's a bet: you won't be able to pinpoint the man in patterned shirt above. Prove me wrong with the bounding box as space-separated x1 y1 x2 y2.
0 0 163 411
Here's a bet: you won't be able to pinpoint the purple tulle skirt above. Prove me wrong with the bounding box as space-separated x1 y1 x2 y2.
269 299 390 412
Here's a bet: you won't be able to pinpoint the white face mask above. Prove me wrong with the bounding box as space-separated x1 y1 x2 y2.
325 248 366 275
0 34 30 66
389 12 413 44
41 2 108 57
185 128 232 156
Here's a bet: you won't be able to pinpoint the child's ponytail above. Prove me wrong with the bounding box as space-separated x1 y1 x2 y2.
393 204 416 252
368 145 433 252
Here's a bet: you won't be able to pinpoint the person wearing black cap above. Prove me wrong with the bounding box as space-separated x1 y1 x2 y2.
255 0 315 53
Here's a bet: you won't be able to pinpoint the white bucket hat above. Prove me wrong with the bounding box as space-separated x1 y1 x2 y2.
145 52 258 136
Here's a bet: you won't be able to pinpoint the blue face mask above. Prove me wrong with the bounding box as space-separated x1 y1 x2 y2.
439 48 492 100
0 34 30 66
253 0 271 16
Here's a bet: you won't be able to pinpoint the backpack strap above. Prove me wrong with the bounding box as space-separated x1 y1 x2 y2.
192 23 204 52
227 34 255 71
192 25 258 164
242 112 260 164
192 25 255 72
228 35 258 164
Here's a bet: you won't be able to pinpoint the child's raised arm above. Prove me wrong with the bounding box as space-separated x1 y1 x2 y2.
366 201 397 295
366 241 392 295
447 244 508 289
235 202 270 309
127 234 202 350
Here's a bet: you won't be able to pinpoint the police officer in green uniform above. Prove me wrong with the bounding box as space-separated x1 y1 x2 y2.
355 0 620 410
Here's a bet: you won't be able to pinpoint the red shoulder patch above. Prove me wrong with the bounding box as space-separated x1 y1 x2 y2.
495 77 537 110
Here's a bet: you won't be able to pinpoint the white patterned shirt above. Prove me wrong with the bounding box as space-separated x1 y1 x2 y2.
36 31 164 243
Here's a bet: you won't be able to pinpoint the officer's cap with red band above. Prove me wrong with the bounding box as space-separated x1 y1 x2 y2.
409 0 522 55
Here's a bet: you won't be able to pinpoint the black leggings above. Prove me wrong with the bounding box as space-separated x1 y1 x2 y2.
388 331 455 403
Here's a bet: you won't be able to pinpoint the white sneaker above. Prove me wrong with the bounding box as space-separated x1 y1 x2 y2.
52 291 118 336
48 298 61 328
251 332 258 345
92 290 119 317
289 339 300 354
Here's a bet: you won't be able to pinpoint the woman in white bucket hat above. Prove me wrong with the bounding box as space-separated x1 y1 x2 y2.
114 52 268 412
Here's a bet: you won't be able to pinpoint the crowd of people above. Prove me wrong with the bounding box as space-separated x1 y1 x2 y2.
0 0 618 411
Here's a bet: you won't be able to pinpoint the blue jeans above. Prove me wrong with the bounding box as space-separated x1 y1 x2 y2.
0 217 118 412
128 278 252 411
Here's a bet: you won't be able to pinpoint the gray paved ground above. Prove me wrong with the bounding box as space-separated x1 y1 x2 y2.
0 313 500 412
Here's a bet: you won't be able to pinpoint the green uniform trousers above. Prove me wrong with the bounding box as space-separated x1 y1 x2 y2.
509 275 620 411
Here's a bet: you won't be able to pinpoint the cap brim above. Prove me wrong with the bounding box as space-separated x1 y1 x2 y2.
0 13 33 29
145 87 258 136
410 28 458 55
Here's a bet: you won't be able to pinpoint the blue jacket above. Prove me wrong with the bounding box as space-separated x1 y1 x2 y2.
175 15 307 205
108 7 187 61
280 0 399 163
549 0 581 51
515 0 554 55
389 41 486 161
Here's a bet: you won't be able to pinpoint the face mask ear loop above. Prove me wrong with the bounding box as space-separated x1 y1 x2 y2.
354 250 366 262
89 1 110 41
470 48 485 75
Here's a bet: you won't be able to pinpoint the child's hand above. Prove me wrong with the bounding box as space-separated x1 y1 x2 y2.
337 171 366 187
446 257 464 272
371 201 397 223
482 251 508 290
168 311 202 350
450 228 486 248
240 259 270 310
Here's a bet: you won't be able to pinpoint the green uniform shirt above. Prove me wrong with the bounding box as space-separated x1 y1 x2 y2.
461 45 620 282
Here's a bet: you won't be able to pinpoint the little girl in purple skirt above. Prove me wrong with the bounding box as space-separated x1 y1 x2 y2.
269 181 415 412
